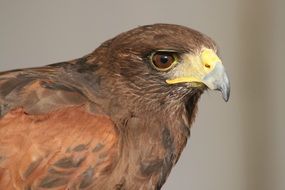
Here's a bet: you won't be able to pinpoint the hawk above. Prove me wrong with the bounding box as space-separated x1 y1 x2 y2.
0 24 230 189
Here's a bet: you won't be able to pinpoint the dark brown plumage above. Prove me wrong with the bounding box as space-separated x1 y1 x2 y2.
0 24 230 189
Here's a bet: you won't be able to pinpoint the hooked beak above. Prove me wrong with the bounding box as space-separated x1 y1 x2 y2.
166 48 230 101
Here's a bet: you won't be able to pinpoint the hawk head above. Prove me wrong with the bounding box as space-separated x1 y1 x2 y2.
94 24 230 116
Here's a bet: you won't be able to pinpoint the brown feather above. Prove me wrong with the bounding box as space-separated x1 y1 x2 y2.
0 106 118 189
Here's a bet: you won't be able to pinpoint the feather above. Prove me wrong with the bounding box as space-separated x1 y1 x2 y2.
0 23 228 189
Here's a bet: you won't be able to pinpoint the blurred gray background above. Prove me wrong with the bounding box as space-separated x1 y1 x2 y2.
0 0 284 190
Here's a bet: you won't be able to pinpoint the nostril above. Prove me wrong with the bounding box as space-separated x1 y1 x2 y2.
205 63 211 68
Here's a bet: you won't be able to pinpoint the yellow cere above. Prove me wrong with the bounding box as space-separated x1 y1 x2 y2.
200 49 221 71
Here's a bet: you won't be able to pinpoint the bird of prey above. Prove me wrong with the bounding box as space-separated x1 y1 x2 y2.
0 24 230 190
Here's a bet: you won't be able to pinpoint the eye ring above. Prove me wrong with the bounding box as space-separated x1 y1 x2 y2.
150 51 178 71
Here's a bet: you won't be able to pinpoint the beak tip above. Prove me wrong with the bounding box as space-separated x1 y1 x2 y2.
222 91 230 102
217 77 230 102
220 81 230 102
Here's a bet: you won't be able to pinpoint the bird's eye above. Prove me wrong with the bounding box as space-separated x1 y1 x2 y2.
150 51 178 71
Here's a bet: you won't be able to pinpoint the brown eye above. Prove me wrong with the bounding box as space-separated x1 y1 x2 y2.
151 52 178 71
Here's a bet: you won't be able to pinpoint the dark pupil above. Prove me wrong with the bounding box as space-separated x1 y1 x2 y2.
160 55 169 64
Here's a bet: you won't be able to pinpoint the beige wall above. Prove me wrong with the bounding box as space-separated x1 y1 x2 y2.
0 0 284 189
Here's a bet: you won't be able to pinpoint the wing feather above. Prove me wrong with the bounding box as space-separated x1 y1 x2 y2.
0 67 89 116
0 68 119 189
